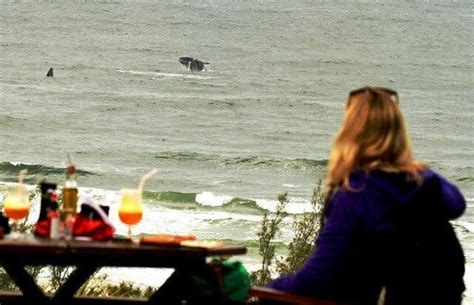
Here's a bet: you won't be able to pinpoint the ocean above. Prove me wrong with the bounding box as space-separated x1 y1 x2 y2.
1 0 473 302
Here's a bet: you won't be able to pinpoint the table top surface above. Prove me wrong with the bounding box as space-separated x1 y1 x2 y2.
0 236 247 267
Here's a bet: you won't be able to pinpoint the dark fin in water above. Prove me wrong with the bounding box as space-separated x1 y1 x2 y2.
190 59 205 71
179 57 209 71
46 67 53 77
179 57 193 66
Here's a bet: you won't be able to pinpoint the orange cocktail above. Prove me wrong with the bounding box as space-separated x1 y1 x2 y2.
3 183 30 238
119 208 143 225
118 189 143 237
4 204 30 220
4 186 30 221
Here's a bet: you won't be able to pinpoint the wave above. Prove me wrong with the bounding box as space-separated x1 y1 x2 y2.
221 239 288 250
195 192 269 212
117 69 214 80
154 152 216 162
143 190 263 210
144 190 197 204
221 156 328 170
143 190 312 214
319 59 352 65
457 176 474 182
196 192 233 207
154 151 328 170
0 162 96 178
169 21 200 26
224 197 263 211
453 221 474 234
67 63 98 71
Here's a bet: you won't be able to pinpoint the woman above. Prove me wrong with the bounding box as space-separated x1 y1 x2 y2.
268 86 466 305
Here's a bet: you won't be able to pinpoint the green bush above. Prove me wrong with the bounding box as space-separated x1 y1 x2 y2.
251 182 324 286
77 273 155 298
250 193 288 286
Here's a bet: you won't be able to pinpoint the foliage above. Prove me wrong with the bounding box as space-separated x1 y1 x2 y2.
76 273 155 298
276 182 324 276
250 193 288 286
0 264 155 298
251 182 325 286
0 269 18 292
45 266 75 294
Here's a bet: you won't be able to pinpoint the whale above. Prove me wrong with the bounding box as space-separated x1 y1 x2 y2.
46 67 53 77
179 57 209 72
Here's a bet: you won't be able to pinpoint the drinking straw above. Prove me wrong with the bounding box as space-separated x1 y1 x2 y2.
17 169 28 185
138 168 158 194
14 169 27 196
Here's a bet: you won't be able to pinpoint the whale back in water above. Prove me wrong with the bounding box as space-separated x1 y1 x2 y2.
179 57 193 66
179 57 209 72
46 67 53 77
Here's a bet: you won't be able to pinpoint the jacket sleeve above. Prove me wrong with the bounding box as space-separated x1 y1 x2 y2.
424 169 466 219
268 191 361 296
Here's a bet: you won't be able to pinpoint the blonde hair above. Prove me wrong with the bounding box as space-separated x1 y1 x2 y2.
326 87 425 192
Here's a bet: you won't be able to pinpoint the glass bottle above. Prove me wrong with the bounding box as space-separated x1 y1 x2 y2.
62 163 78 217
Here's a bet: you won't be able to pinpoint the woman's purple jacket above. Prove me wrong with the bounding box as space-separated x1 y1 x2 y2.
268 169 466 304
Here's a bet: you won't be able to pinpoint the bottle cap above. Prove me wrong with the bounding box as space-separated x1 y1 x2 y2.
67 164 76 174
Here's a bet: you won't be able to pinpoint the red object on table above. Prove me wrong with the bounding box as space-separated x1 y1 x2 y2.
73 196 115 241
35 210 58 238
73 214 114 241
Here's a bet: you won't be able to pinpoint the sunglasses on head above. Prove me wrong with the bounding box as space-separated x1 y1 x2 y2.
349 86 399 103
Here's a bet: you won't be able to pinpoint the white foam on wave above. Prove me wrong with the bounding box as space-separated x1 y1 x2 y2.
118 69 214 80
195 191 233 207
454 221 474 233
194 191 315 214
130 207 263 241
9 161 33 166
282 183 300 188
79 186 119 203
255 197 314 214
464 263 474 300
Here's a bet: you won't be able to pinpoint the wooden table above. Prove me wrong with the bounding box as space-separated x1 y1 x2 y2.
0 236 247 305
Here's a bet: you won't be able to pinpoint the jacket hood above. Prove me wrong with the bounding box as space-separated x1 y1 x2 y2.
350 169 426 206
349 169 465 220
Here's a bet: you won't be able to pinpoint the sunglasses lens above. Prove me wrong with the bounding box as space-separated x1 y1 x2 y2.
349 87 398 103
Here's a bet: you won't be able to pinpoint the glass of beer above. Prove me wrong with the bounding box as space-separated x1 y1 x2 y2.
118 188 143 239
3 184 30 238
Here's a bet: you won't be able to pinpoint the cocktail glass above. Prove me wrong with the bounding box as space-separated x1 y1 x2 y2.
3 184 30 238
118 188 143 239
